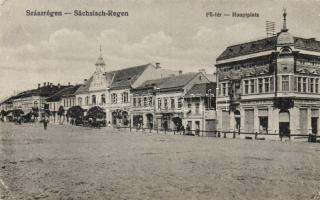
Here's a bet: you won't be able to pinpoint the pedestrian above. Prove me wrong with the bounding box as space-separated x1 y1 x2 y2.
181 125 185 135
186 124 191 135
43 115 49 130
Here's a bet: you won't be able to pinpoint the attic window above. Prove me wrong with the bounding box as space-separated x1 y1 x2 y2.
128 77 132 80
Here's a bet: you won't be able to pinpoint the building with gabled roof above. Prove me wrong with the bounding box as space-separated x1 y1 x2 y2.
215 10 320 139
73 49 178 125
131 71 212 130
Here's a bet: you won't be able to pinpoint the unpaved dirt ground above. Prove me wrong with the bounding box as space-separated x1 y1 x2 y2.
0 122 320 200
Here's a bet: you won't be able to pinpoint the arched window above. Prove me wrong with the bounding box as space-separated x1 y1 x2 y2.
78 97 82 106
101 94 106 104
85 96 89 105
92 95 96 105
34 101 38 108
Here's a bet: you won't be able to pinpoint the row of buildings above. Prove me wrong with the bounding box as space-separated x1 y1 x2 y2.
0 55 217 133
1 11 320 137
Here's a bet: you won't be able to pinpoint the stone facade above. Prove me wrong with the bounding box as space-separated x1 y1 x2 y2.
215 12 320 138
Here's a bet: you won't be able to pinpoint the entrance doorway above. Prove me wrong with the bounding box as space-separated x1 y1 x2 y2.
312 117 318 134
279 110 290 137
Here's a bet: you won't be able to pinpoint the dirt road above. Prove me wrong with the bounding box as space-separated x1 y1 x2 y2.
0 122 320 200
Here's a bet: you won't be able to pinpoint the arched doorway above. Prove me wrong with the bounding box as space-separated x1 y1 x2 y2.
279 109 290 137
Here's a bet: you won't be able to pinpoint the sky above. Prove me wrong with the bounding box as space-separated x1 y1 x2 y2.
0 0 319 100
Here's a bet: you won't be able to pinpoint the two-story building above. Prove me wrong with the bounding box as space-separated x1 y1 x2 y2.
46 84 81 123
9 82 68 119
183 82 217 135
132 71 212 130
216 11 320 138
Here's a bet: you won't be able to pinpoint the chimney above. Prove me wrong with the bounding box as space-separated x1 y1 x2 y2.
199 69 206 74
178 70 183 75
47 82 50 86
68 82 71 86
38 83 41 88
50 83 53 87
43 82 46 87
84 79 87 84
155 62 161 69
58 83 61 88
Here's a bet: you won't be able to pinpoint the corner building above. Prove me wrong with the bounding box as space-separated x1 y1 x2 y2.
216 11 320 137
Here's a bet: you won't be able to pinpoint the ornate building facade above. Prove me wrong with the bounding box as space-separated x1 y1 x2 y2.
216 11 320 138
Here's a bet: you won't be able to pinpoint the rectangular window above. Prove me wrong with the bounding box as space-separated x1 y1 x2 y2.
244 80 249 94
316 79 319 93
258 79 263 93
164 98 168 109
222 83 226 96
158 98 162 110
303 77 307 92
143 97 148 107
178 98 182 108
310 78 314 93
171 98 175 109
264 78 270 93
294 77 297 91
138 98 142 107
250 79 255 94
133 98 137 107
195 103 200 114
148 97 153 107
282 76 289 91
298 77 301 92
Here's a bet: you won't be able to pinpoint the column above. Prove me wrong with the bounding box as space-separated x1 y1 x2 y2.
307 108 312 134
230 111 235 131
217 108 222 131
143 113 148 128
253 107 259 133
272 108 279 134
267 106 273 133
289 107 299 135
240 107 245 132
317 108 320 135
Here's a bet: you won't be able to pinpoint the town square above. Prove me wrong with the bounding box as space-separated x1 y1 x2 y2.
1 0 320 199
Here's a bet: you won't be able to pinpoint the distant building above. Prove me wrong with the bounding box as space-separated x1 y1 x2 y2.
46 84 81 123
8 82 68 118
215 11 320 138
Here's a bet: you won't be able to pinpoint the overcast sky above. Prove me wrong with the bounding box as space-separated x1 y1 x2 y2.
0 0 319 99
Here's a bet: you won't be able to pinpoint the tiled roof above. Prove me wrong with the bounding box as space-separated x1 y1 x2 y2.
47 85 81 102
137 72 198 90
11 85 68 100
74 76 94 95
217 35 320 61
217 36 277 61
185 82 217 97
110 64 149 89
74 64 150 94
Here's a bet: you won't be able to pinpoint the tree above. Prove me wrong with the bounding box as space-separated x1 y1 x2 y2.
67 106 84 119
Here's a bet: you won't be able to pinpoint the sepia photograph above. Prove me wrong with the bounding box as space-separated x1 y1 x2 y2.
0 0 320 199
